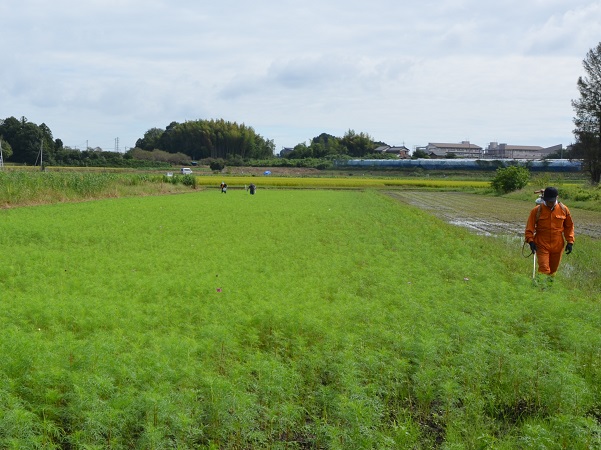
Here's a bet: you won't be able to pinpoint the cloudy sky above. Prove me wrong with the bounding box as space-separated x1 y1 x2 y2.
2 0 600 153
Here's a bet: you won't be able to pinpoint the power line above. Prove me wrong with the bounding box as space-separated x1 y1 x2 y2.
63 139 130 151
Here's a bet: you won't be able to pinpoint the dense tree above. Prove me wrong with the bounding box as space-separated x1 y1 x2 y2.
288 142 312 159
138 119 275 161
412 149 429 159
284 134 339 159
14 121 44 164
135 127 164 150
310 133 345 158
0 117 23 162
340 129 375 157
572 42 601 184
283 131 380 160
0 116 55 165
0 116 22 143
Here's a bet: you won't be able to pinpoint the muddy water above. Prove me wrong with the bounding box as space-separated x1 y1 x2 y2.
386 191 601 239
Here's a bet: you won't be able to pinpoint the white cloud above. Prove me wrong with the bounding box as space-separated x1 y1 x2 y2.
522 2 601 55
1 0 600 151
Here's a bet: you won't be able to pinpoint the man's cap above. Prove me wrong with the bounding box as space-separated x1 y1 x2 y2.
543 187 558 200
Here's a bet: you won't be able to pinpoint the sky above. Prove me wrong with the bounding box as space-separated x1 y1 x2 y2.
2 0 601 154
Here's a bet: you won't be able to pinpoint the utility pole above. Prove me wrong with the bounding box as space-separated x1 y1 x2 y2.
40 139 44 171
0 138 4 170
115 137 119 152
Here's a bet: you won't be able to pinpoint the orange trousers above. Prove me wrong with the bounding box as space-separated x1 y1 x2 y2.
535 233 564 275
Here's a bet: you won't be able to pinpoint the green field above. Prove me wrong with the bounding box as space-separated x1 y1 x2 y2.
1 189 600 448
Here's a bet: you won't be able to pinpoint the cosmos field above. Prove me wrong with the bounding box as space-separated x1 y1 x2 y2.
1 188 600 448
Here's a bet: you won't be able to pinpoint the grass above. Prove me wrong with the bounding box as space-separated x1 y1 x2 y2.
0 189 599 448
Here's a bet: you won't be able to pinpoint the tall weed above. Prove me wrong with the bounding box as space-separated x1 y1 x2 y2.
0 171 191 206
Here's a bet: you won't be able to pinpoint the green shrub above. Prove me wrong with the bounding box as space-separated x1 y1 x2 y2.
180 174 197 187
209 159 226 171
491 166 530 193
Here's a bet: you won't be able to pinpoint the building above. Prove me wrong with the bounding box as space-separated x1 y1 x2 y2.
425 141 483 158
279 147 294 157
485 142 563 160
374 145 411 158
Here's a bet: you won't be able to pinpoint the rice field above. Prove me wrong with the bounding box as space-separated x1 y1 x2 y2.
194 175 490 190
0 188 599 448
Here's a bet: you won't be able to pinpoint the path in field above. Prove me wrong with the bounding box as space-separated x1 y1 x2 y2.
386 191 601 239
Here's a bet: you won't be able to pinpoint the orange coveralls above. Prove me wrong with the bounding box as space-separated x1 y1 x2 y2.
525 202 575 275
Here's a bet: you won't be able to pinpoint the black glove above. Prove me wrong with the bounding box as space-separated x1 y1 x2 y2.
565 243 573 254
529 241 537 253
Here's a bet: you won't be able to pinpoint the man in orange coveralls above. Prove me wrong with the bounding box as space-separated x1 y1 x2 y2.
525 187 575 276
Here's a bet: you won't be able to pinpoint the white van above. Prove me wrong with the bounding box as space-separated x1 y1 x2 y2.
180 168 193 175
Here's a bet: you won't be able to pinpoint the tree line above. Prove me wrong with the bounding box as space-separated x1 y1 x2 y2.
284 130 390 159
0 116 144 168
0 116 386 168
0 117 279 168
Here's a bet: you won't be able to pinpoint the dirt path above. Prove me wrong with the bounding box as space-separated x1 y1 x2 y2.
386 191 601 239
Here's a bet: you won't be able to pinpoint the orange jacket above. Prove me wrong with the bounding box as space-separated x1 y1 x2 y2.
525 203 575 252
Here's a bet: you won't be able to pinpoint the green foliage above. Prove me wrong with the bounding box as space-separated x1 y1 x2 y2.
315 160 334 170
0 190 600 448
530 172 552 190
0 135 13 159
180 174 197 187
491 165 530 193
126 147 190 166
49 148 166 168
557 184 601 202
412 149 429 159
209 158 226 171
363 152 398 160
247 157 337 169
